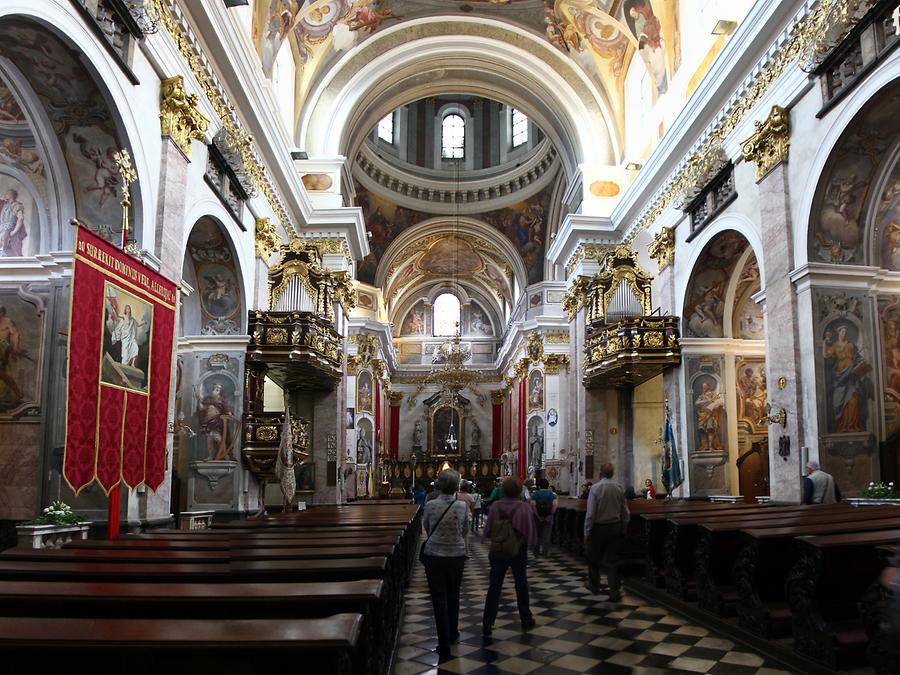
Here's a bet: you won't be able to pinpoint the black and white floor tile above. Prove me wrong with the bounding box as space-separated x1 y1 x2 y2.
393 536 792 675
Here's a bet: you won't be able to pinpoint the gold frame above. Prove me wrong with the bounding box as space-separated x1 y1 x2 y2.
429 404 464 457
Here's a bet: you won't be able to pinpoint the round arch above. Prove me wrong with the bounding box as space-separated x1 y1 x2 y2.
795 55 900 270
180 214 247 337
0 4 156 251
677 214 765 324
299 17 619 176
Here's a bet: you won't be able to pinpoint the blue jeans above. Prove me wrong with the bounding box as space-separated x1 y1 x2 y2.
423 554 466 650
482 545 533 627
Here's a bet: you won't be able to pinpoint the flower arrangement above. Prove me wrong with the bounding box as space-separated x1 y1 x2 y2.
860 482 900 499
24 500 84 526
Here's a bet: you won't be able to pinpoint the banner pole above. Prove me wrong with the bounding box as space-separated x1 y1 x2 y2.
107 482 121 540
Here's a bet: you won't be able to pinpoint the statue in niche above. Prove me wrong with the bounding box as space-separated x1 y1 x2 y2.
412 420 423 448
529 425 544 471
357 429 372 465
470 420 481 447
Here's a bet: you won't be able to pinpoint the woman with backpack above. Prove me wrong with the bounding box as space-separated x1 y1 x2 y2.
481 477 537 637
421 470 470 661
530 478 557 557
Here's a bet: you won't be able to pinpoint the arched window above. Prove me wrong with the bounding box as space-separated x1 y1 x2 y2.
433 293 461 336
377 112 394 144
511 108 528 148
441 114 465 159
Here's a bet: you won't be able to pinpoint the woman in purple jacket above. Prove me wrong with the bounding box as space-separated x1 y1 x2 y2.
481 477 537 637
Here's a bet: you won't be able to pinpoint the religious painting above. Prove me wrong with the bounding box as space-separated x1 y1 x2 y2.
0 78 24 123
185 219 242 336
466 302 493 336
732 257 764 339
357 290 375 310
547 408 558 427
622 0 667 95
100 283 152 393
198 264 240 321
257 0 304 76
356 418 373 464
877 156 900 271
736 358 767 432
683 232 748 338
528 369 544 412
356 369 374 414
822 318 872 434
0 176 37 257
401 301 426 336
0 23 125 240
879 298 900 435
193 373 238 462
482 263 510 302
689 364 726 453
811 84 900 264
296 461 315 492
416 236 483 276
0 286 44 417
431 405 462 456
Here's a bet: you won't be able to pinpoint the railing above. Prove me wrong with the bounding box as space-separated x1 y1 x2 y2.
246 311 343 385
583 315 681 388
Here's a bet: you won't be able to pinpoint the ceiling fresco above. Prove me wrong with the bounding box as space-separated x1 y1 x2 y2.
355 179 554 287
255 0 680 126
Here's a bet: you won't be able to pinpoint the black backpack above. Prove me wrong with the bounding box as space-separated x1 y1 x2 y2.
535 498 553 518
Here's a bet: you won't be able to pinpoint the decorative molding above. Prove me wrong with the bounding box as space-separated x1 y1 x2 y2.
672 147 730 210
254 217 280 261
159 75 209 158
543 354 571 375
624 0 854 243
565 243 610 278
740 105 790 181
647 227 675 272
300 237 352 265
543 331 570 344
149 0 291 229
797 0 877 73
388 391 404 406
213 127 257 198
490 389 506 405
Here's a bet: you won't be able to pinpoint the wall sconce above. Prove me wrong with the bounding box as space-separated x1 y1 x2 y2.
757 403 787 429
711 19 738 36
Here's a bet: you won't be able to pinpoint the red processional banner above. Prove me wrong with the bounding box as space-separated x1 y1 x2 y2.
63 225 177 495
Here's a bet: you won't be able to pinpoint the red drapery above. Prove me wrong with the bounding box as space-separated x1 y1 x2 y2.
64 225 177 495
517 377 526 479
389 399 400 460
375 379 382 446
492 398 502 459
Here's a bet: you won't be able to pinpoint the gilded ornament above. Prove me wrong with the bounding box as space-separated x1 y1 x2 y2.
544 331 570 344
159 75 209 158
266 328 288 344
542 354 570 375
623 0 855 244
346 354 360 376
388 391 404 406
741 105 790 181
797 0 875 73
490 389 506 406
565 243 610 278
673 148 729 210
647 227 675 272
255 217 281 261
257 426 278 442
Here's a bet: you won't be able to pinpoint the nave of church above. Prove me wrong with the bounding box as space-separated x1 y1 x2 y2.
0 0 899 672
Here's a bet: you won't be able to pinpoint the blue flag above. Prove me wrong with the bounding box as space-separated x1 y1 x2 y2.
661 406 683 493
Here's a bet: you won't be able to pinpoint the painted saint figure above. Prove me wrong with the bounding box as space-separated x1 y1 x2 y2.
108 304 145 368
0 189 26 257
0 306 24 404
194 382 235 461
695 381 724 451
823 325 869 432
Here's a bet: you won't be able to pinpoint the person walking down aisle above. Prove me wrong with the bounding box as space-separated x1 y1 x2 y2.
802 460 842 504
584 463 629 602
482 477 537 638
422 470 470 661
531 478 557 557
472 486 483 531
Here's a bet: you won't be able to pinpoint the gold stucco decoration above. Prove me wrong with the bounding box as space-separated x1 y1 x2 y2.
159 75 209 158
741 105 790 181
255 217 281 261
647 227 675 272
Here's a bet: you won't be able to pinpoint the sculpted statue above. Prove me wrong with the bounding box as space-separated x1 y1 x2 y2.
529 425 544 469
357 430 372 464
470 420 481 446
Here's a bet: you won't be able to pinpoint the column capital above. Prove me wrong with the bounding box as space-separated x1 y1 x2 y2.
741 105 790 182
159 75 209 159
255 217 281 262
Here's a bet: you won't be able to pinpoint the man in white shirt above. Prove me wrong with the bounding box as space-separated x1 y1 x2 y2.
583 463 629 601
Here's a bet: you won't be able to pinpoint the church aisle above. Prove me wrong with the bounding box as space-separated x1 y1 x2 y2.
393 536 792 675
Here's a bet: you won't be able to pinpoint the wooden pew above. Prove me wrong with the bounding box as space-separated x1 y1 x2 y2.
734 514 900 637
688 505 898 612
0 580 388 674
787 529 900 670
0 614 363 674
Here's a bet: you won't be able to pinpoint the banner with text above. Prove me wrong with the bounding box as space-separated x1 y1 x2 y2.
64 226 177 494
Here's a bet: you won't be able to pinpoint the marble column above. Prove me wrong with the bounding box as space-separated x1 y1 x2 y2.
757 162 804 501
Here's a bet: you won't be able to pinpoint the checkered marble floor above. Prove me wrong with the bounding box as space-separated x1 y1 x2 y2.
393 534 793 675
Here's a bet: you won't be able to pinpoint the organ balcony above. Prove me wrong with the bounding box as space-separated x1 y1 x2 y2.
565 246 681 388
